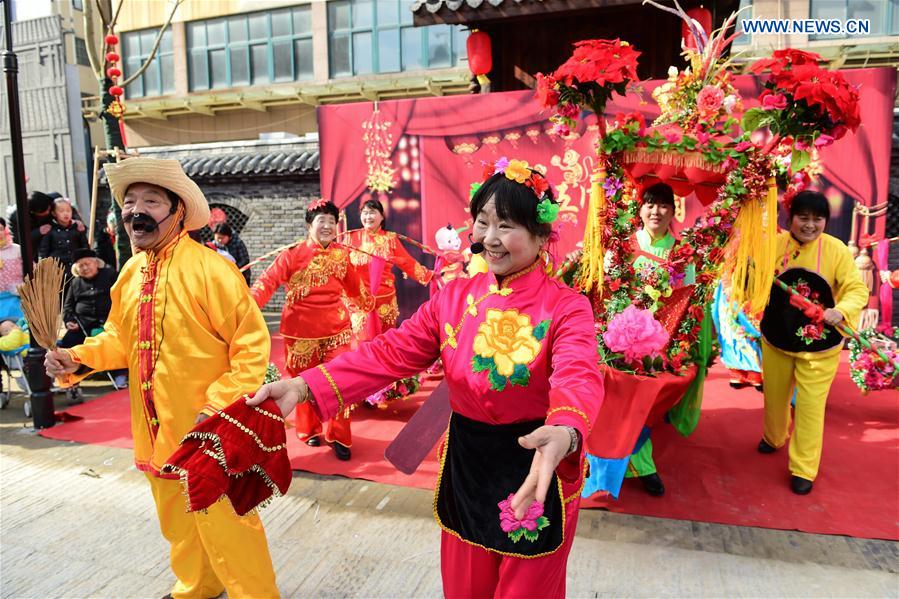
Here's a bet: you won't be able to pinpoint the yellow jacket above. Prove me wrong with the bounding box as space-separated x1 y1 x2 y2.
769 231 869 357
63 232 270 476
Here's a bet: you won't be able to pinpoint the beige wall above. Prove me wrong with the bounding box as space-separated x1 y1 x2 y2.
117 0 315 31
123 103 318 146
741 0 899 50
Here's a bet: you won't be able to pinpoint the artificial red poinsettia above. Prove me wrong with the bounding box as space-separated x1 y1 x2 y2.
535 38 640 136
743 48 860 175
553 39 640 88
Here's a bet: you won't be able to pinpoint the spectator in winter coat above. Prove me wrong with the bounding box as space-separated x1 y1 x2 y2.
213 223 251 285
9 192 86 253
60 248 125 389
38 198 88 270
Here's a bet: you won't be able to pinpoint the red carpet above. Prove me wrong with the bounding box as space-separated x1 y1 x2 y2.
40 339 898 540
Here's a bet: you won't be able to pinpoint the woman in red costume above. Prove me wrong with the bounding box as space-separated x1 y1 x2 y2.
251 199 372 461
250 158 604 598
343 199 433 340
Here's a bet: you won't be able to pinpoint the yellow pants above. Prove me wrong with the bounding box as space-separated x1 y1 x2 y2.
146 474 280 599
761 341 842 481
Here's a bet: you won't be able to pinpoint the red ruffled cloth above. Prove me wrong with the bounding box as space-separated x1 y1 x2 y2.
161 397 291 515
587 365 697 459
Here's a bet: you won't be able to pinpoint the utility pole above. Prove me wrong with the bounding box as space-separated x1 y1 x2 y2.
2 0 54 428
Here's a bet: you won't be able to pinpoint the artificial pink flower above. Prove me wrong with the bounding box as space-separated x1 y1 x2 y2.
762 93 788 110
498 494 544 533
493 157 510 175
697 85 725 113
552 122 571 137
696 130 711 145
734 141 752 152
664 131 682 144
814 134 834 148
558 103 580 118
602 305 669 362
794 139 810 151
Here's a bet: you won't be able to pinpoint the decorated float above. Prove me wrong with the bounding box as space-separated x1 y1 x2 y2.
534 3 888 497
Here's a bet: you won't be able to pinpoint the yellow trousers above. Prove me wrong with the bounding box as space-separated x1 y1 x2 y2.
761 341 842 481
146 474 280 599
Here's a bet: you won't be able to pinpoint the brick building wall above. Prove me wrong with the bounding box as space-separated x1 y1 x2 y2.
198 178 319 311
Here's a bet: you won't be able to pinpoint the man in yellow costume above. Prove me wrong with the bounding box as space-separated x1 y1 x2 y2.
45 158 280 598
758 190 868 495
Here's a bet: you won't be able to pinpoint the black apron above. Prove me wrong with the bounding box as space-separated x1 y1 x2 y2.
435 412 566 558
761 268 841 353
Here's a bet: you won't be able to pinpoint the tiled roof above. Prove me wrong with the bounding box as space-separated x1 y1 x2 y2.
411 0 533 14
100 139 320 182
177 150 319 178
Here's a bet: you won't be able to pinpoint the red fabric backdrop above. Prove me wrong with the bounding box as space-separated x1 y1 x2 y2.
319 68 895 259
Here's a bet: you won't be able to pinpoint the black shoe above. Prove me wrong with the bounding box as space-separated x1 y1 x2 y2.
332 443 351 461
757 439 777 454
729 380 749 389
754 383 764 393
305 436 320 447
638 472 665 496
791 475 813 495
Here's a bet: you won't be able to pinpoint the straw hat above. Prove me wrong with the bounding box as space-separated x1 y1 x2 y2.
105 158 211 231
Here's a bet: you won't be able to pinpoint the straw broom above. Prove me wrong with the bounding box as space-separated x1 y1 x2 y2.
17 258 65 350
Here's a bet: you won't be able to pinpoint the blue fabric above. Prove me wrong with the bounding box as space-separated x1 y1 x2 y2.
0 292 23 322
712 283 762 373
582 427 654 499
582 454 630 499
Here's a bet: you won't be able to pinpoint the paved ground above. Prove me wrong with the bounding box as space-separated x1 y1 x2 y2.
1 317 897 597
3 389 897 598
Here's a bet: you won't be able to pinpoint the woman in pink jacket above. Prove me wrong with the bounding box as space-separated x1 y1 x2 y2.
250 158 604 598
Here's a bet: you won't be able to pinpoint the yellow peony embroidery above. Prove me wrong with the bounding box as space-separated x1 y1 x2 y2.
504 159 532 184
472 309 542 377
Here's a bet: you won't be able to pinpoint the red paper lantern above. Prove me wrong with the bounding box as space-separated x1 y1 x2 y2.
109 85 124 97
106 67 121 79
682 7 712 50
105 52 120 63
466 30 492 81
105 34 119 46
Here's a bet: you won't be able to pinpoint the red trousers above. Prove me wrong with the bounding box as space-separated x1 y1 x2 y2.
440 494 581 599
287 344 352 447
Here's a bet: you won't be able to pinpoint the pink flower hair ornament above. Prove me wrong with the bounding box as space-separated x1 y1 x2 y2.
498 494 550 542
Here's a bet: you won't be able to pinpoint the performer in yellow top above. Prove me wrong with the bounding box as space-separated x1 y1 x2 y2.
758 191 868 495
45 158 280 598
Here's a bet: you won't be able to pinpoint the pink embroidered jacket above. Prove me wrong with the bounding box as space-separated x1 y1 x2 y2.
301 259 604 481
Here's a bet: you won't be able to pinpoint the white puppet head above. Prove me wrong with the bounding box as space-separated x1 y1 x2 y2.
435 223 463 252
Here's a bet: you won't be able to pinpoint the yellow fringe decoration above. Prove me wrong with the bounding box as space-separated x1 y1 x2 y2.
725 178 779 314
577 165 607 293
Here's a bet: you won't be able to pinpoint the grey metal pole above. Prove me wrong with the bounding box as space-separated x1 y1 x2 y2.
2 0 54 428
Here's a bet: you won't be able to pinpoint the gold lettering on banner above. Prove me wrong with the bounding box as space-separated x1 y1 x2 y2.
675 195 686 223
547 148 595 227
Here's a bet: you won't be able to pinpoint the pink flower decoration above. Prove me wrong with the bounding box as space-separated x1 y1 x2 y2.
696 130 711 145
494 157 510 175
814 134 834 148
664 131 682 144
697 85 725 113
762 93 788 110
602 305 669 362
734 141 753 152
558 103 579 118
498 494 544 533
551 122 571 137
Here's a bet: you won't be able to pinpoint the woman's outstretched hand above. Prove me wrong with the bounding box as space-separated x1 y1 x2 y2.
510 425 572 519
246 377 308 418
